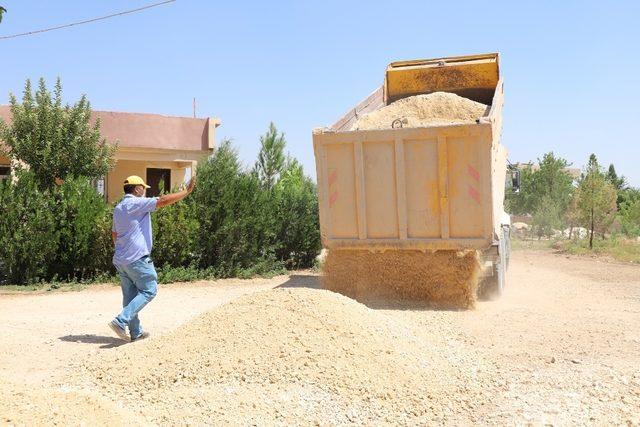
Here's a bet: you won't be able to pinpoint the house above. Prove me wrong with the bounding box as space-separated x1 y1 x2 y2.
511 162 582 181
0 106 220 203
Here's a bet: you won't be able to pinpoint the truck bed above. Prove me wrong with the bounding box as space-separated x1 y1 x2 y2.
312 53 507 252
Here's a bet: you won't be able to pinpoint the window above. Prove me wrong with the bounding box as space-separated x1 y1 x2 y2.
146 168 171 197
92 176 106 197
0 166 10 181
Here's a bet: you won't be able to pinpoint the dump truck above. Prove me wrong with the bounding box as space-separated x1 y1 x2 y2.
313 53 517 306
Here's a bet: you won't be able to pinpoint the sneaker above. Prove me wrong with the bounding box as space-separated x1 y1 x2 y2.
108 320 130 341
131 331 151 342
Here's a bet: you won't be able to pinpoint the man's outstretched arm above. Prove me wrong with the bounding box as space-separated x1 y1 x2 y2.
156 177 196 209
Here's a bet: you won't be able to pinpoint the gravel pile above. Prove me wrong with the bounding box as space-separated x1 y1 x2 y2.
351 91 488 130
0 380 128 426
73 288 467 425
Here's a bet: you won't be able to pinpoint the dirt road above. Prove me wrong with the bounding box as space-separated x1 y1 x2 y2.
1 250 639 425
0 277 284 386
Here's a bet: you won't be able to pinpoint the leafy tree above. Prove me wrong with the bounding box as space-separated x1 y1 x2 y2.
606 164 627 191
506 153 574 224
564 194 581 239
532 195 563 238
0 6 6 23
606 164 628 209
255 122 286 189
506 164 535 215
0 79 116 284
534 153 575 212
619 188 640 236
0 78 116 190
574 154 618 248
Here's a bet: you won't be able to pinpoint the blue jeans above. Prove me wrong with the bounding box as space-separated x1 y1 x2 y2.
113 255 158 339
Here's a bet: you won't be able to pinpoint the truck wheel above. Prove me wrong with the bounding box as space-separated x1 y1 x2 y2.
478 233 507 301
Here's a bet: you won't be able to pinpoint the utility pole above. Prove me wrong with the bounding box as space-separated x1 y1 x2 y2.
192 97 196 118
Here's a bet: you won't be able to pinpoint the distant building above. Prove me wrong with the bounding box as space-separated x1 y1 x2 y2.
0 106 220 202
512 162 581 181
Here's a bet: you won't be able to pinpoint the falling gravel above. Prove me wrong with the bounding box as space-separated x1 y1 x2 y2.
322 249 481 309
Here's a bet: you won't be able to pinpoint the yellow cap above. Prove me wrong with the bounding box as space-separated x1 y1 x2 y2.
123 175 150 188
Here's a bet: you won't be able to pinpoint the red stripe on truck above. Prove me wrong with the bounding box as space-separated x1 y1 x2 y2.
329 191 339 207
468 186 481 204
468 164 480 182
328 170 338 187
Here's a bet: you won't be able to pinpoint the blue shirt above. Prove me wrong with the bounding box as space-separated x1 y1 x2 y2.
112 195 158 267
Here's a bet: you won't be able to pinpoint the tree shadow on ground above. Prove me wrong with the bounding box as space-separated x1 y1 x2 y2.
276 274 321 289
59 334 127 349
276 274 464 312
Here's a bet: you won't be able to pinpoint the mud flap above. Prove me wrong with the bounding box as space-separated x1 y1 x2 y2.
478 225 509 300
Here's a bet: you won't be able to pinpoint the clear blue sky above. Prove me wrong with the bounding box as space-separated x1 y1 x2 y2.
2 0 639 185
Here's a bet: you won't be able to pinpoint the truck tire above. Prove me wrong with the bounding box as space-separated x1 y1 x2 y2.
478 229 508 301
478 259 505 300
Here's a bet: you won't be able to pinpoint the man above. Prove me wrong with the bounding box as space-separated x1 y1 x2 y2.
108 174 196 341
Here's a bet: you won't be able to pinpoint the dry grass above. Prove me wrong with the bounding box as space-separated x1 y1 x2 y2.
512 235 640 265
322 250 481 309
559 237 640 264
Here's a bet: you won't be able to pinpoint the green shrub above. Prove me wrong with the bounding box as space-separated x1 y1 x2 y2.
193 140 280 276
272 159 321 269
155 262 286 284
0 171 113 285
51 176 113 281
620 198 640 237
191 137 320 277
532 195 563 238
152 194 198 268
1 125 322 286
234 259 287 279
0 171 58 284
156 265 216 283
90 207 116 274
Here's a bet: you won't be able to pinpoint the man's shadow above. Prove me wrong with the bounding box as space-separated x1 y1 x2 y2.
59 334 127 349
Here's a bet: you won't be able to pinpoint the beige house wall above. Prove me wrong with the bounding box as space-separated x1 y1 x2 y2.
108 161 188 202
107 149 207 203
0 106 219 200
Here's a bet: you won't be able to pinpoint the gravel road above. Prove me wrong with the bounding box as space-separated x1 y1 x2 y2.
1 249 638 425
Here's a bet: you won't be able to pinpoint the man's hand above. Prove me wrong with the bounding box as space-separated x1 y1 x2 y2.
186 176 196 194
157 176 196 209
